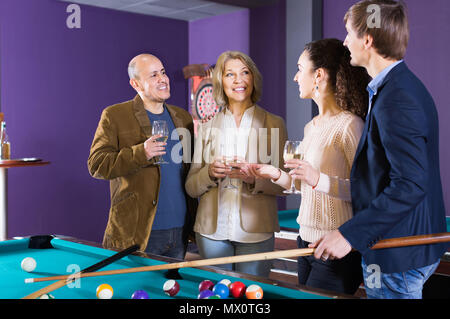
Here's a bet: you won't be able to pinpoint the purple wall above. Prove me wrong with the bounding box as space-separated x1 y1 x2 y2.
0 0 189 242
250 1 287 210
189 9 250 65
323 0 450 216
249 1 286 120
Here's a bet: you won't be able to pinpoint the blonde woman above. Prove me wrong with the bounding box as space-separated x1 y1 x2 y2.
185 51 287 277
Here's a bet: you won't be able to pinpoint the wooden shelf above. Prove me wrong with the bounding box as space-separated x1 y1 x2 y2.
0 158 50 168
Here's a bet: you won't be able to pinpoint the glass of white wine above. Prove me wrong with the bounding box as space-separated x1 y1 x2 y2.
219 143 238 189
283 140 303 194
152 120 169 164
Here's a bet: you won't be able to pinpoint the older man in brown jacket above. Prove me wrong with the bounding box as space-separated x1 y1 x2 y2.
88 54 197 259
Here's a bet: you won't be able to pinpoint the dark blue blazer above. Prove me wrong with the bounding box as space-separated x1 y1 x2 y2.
339 62 448 273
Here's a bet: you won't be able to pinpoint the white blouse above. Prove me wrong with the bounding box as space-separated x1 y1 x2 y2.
201 106 273 243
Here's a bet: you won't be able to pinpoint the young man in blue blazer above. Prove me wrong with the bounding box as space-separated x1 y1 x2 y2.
309 0 448 298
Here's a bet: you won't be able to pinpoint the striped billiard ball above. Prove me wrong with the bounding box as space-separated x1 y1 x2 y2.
163 280 180 297
245 284 263 299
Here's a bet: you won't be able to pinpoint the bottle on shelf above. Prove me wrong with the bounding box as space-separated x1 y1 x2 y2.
0 121 11 160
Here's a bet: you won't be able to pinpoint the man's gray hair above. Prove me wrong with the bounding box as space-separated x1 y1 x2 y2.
128 60 138 80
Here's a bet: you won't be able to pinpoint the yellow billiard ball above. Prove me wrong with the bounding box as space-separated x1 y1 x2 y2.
96 283 113 299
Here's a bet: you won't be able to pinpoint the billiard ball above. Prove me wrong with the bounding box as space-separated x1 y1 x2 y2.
197 289 214 299
96 283 114 299
198 279 214 292
245 284 263 299
131 290 149 299
39 294 55 299
218 279 231 288
208 295 221 299
212 283 229 299
163 279 180 297
229 281 246 298
21 257 37 272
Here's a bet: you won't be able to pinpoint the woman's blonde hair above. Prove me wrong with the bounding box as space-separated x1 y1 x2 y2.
212 51 262 107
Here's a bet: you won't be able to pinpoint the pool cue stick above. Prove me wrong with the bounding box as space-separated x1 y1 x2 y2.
25 232 450 284
25 247 317 283
22 244 139 299
371 232 450 249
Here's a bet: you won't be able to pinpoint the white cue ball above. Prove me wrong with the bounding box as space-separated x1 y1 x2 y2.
21 257 37 272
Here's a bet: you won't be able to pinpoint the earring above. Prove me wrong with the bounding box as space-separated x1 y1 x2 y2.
314 85 320 98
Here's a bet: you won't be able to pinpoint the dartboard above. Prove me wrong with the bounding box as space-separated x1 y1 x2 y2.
194 80 221 120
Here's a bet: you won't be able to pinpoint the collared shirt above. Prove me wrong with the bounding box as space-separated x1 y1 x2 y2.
367 60 403 116
202 105 273 243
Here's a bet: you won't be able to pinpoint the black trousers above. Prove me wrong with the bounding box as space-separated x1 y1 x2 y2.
297 236 363 295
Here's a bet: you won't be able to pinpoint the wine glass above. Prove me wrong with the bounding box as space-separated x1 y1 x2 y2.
219 142 238 189
283 140 303 194
152 120 169 164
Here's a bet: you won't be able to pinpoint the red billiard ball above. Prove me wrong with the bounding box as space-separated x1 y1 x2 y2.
229 281 246 298
198 280 214 292
245 284 263 299
163 280 180 297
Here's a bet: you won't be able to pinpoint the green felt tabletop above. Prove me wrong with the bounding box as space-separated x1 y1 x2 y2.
0 237 332 299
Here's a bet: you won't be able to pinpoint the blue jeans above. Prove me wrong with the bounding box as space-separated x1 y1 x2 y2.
146 227 186 260
195 233 274 277
362 258 440 299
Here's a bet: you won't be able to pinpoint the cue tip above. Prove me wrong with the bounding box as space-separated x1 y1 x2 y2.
25 278 34 284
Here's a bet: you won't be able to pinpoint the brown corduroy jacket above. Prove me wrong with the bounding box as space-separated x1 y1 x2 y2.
88 95 197 251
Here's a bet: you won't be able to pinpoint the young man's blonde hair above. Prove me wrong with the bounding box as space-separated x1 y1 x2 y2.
212 51 262 107
344 0 409 60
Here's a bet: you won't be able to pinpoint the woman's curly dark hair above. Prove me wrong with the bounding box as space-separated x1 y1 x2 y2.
304 38 370 119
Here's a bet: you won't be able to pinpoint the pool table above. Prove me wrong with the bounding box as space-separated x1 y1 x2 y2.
0 235 353 300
